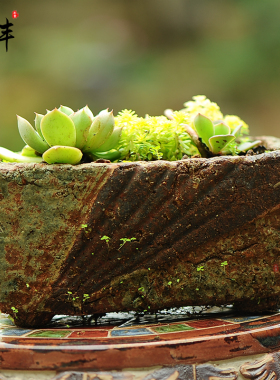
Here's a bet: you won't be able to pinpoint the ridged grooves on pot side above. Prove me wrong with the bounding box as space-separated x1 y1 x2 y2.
49 153 280 316
0 148 280 326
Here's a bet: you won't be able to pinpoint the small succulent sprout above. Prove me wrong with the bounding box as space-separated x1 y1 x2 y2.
41 109 76 147
70 107 93 150
17 115 50 154
21 145 41 157
192 113 236 156
58 105 74 116
83 109 115 152
43 146 82 164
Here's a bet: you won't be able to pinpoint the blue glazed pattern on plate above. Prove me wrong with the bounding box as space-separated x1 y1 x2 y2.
0 328 33 336
111 328 154 337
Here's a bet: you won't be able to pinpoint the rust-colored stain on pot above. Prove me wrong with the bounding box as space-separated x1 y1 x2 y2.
0 146 280 326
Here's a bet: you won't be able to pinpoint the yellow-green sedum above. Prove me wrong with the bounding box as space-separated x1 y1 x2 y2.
114 110 197 161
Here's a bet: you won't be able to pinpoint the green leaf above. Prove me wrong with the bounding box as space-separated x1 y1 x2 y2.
87 150 122 161
21 145 40 157
232 124 242 137
94 127 123 152
237 140 262 152
17 115 50 154
58 105 74 116
193 113 214 148
209 134 235 155
83 109 115 152
42 146 82 164
83 105 94 120
70 108 92 150
34 113 45 140
214 122 230 136
41 109 76 147
0 147 43 163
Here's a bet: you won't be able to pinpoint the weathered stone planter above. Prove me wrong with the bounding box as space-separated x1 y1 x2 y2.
1 136 280 327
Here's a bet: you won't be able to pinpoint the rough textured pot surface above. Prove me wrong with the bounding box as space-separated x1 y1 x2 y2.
1 137 280 327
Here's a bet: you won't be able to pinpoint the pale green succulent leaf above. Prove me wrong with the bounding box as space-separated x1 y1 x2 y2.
94 126 123 152
214 122 230 136
193 113 214 148
83 109 115 152
21 145 41 157
43 146 82 165
209 134 236 155
87 149 122 161
0 147 43 163
41 109 76 147
70 108 92 150
34 113 45 139
232 124 242 138
17 115 50 154
58 105 74 116
237 140 262 152
83 105 94 120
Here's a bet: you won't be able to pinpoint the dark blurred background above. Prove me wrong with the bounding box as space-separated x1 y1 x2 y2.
0 0 280 150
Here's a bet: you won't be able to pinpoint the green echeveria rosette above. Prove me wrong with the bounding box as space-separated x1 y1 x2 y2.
0 105 123 164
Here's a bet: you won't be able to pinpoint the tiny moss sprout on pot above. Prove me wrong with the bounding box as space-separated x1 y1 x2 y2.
0 95 262 165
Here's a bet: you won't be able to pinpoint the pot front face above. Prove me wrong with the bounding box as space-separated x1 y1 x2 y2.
1 149 280 326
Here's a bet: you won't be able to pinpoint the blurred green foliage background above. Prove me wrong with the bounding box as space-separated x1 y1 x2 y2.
1 0 280 150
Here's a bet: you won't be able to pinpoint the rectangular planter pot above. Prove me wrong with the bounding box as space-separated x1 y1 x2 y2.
1 137 280 327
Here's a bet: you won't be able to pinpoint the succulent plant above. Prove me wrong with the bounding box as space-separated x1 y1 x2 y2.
163 96 262 158
182 113 261 158
0 96 264 164
0 106 123 164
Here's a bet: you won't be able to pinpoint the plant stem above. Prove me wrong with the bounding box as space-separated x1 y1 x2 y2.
182 124 209 158
164 109 175 120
